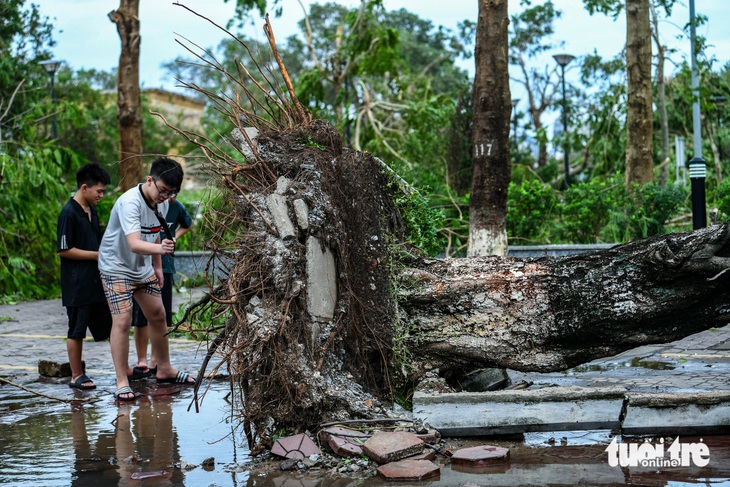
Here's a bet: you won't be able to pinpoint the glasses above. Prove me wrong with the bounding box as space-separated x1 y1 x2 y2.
152 178 177 199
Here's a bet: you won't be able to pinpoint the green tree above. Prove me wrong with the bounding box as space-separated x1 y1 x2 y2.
624 0 654 187
0 0 75 301
509 0 562 168
581 0 680 189
0 0 55 144
576 52 627 179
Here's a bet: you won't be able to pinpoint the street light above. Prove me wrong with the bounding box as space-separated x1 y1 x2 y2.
553 53 574 188
511 98 520 165
39 59 62 140
688 0 705 229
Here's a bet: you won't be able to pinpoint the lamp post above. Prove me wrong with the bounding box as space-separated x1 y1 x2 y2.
511 98 520 165
39 59 62 141
553 53 574 188
688 0 706 229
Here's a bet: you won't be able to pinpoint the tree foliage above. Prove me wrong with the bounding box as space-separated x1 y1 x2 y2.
509 0 561 168
0 0 68 301
4 0 730 301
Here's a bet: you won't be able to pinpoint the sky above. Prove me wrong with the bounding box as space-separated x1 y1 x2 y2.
32 0 730 105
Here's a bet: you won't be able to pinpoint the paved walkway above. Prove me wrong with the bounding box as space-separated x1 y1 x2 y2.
1 289 730 393
0 287 210 388
509 323 730 392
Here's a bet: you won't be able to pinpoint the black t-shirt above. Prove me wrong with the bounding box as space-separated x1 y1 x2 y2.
57 198 106 307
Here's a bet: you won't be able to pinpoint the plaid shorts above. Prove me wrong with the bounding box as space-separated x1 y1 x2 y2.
100 273 161 315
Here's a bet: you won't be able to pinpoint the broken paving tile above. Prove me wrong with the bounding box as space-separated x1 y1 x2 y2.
414 429 441 444
451 445 509 467
376 459 440 481
404 448 436 461
320 426 370 458
363 431 424 464
271 433 321 460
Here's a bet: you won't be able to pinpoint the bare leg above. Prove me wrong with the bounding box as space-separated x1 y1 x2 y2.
134 292 170 373
109 311 134 397
135 291 192 383
133 325 150 370
67 338 91 386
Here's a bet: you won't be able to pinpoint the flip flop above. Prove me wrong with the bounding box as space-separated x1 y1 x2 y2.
156 371 195 385
114 386 140 401
128 367 152 381
69 374 96 390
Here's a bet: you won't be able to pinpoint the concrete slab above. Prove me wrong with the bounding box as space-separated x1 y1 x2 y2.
232 126 259 160
376 459 440 481
305 236 337 320
293 199 309 230
451 445 509 467
623 391 730 435
413 386 627 436
266 193 296 239
362 431 424 464
275 176 292 195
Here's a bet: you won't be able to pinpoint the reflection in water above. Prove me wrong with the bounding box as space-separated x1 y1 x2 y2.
0 381 248 486
4 379 730 486
71 394 183 486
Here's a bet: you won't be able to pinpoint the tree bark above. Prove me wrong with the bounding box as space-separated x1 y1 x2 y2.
400 223 730 373
469 0 511 257
651 1 670 186
625 0 654 187
109 0 143 191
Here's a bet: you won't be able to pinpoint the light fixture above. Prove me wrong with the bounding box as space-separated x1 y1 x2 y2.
553 54 575 187
39 60 63 140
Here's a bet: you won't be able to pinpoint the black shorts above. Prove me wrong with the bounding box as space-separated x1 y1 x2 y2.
66 302 112 341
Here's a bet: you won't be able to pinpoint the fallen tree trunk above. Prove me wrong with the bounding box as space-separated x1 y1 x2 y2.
165 10 730 450
399 228 730 374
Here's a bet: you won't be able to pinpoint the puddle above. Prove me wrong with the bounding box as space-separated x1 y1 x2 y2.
2 379 730 486
629 357 676 370
0 380 250 486
563 356 676 375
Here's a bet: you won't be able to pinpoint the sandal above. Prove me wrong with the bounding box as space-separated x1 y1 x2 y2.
128 367 152 381
69 374 96 390
156 371 195 385
114 386 140 401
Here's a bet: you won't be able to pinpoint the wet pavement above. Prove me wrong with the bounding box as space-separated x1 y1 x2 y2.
0 287 210 389
508 323 730 393
2 291 730 485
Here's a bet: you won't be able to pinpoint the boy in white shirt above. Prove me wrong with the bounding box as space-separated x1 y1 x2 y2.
99 157 195 401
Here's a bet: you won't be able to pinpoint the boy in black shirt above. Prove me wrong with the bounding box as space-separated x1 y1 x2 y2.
57 163 112 390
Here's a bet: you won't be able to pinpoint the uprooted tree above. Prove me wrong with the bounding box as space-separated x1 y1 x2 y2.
164 11 730 453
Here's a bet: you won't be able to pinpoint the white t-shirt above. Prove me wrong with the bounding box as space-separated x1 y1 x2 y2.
99 184 169 280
